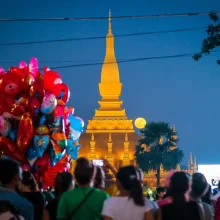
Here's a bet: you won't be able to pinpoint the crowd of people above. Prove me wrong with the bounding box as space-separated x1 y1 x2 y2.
0 157 220 220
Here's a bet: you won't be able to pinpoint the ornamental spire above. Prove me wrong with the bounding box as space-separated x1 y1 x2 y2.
108 10 112 34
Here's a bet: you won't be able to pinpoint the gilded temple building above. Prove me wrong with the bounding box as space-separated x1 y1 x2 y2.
79 11 139 169
78 11 197 187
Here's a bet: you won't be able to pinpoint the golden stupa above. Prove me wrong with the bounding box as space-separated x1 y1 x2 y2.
78 11 140 169
78 11 197 187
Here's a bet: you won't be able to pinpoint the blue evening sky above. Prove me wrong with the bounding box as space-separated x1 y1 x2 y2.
0 0 220 165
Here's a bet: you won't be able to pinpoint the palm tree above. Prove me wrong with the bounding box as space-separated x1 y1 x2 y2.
135 122 184 187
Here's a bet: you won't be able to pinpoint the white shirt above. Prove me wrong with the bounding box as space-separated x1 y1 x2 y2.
102 196 154 220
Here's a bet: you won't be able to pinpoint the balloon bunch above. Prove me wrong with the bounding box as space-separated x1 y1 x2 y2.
0 58 84 187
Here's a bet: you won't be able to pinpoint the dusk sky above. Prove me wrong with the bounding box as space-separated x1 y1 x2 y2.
0 0 220 165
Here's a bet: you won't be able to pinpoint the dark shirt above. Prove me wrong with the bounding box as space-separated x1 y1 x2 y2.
46 198 59 220
161 201 201 220
21 192 45 220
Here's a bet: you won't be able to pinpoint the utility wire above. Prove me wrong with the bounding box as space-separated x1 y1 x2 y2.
37 53 195 70
1 51 219 67
0 11 219 22
0 59 104 64
40 50 220 70
0 27 207 46
1 52 218 64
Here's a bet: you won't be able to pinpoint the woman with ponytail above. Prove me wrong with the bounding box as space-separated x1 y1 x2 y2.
57 157 109 220
44 172 74 220
102 165 154 220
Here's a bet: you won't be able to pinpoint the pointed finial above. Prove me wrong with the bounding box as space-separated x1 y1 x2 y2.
91 132 94 141
108 9 112 34
190 152 193 165
194 156 197 167
108 132 112 142
125 131 128 142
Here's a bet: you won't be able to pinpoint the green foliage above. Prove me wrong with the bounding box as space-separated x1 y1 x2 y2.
135 122 184 173
143 184 157 201
193 12 220 65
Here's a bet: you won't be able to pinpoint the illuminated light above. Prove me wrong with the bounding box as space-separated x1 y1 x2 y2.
134 117 147 129
198 165 220 188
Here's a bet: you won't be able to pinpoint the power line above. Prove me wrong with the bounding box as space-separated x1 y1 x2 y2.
0 27 207 46
0 59 104 64
1 53 219 64
40 50 220 70
38 53 194 70
1 51 219 68
0 11 219 22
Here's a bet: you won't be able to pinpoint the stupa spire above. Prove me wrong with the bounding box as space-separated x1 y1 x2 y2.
94 10 126 118
108 10 112 35
100 10 120 83
108 132 112 142
194 156 197 172
89 132 96 160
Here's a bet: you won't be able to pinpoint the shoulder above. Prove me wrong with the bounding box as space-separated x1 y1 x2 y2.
202 202 212 209
103 197 121 212
201 202 212 212
93 188 109 199
60 189 73 201
18 194 33 208
146 199 158 211
104 196 118 203
10 193 34 212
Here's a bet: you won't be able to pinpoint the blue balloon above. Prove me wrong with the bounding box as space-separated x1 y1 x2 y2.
68 115 84 133
33 135 50 158
27 145 38 160
67 115 84 141
66 140 80 160
9 129 17 142
50 140 66 166
39 116 46 125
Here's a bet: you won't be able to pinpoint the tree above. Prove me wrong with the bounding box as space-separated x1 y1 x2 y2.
193 12 220 65
135 122 184 187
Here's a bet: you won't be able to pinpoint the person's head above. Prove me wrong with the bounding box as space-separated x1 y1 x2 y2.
191 172 208 200
0 201 23 220
169 171 190 203
165 170 177 187
22 171 38 192
116 166 145 206
202 184 212 205
74 157 95 186
0 159 22 190
156 187 166 200
94 166 105 189
55 172 74 198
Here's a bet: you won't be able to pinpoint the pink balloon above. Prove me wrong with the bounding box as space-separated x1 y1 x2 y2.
41 94 57 115
0 67 5 72
0 116 11 136
29 57 38 79
19 61 27 69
